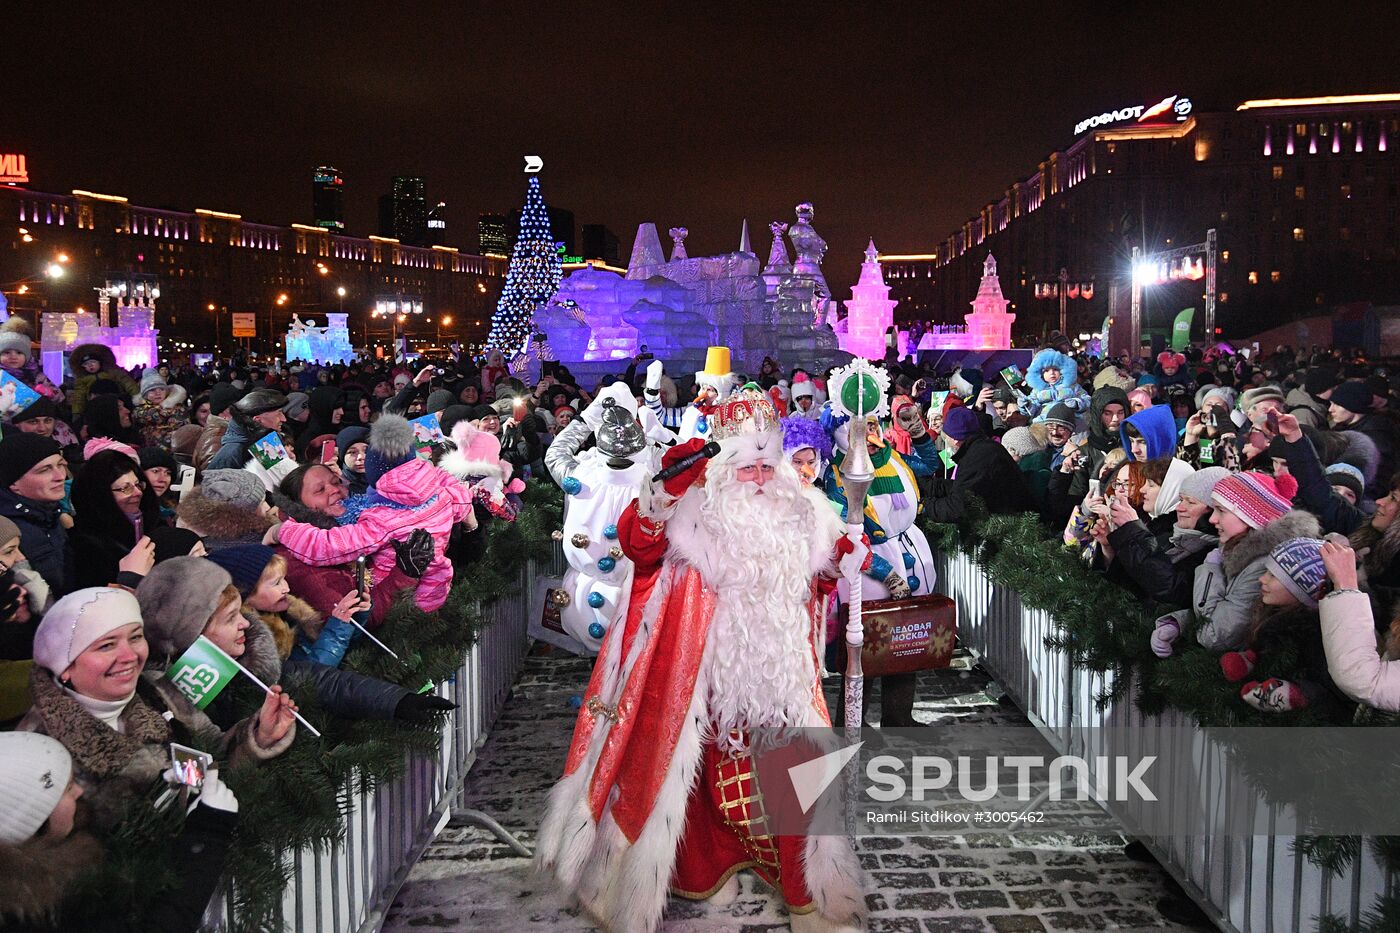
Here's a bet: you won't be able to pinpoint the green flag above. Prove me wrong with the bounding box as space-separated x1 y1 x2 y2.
167 635 241 709
1170 308 1195 351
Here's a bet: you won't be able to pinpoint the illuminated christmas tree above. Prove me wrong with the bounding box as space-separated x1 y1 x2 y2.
486 174 561 353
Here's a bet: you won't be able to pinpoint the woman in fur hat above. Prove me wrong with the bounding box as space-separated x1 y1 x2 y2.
175 468 277 553
17 587 296 832
137 556 451 725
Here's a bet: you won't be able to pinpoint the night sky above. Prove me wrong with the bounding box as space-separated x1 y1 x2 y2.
9 3 1399 289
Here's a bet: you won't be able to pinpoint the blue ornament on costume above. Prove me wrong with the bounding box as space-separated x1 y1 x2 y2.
902 552 916 569
588 621 606 640
603 523 618 540
697 416 708 434
597 556 617 573
587 591 606 609
562 476 582 495
907 575 921 591
567 694 583 709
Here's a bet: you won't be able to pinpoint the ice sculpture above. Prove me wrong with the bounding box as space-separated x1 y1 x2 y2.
284 313 354 365
42 304 158 385
838 239 897 359
537 204 848 380
914 253 1016 352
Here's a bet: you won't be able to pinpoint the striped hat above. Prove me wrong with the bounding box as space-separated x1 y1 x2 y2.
1211 471 1297 529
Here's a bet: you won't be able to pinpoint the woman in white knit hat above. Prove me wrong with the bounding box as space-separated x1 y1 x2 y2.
16 586 296 831
0 729 245 930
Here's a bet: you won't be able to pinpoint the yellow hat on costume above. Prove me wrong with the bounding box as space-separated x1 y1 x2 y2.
701 347 731 377
694 347 736 397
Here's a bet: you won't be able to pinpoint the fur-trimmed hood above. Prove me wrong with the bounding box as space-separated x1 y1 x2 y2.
1222 509 1322 580
269 491 340 529
176 487 276 545
245 596 323 663
1026 348 1079 392
0 831 104 926
68 342 118 371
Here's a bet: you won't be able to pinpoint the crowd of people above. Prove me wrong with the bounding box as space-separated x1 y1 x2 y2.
3 308 1400 928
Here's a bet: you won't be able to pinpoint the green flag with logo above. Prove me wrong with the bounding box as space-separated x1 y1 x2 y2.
167 635 241 709
1171 308 1195 351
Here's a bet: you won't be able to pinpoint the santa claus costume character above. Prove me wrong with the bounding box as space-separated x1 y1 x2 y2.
536 395 866 933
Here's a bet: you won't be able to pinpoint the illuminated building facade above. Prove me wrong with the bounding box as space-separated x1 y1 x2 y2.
885 93 1400 341
0 187 504 352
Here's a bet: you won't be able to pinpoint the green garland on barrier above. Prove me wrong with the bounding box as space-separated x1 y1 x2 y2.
915 497 1400 928
54 479 565 933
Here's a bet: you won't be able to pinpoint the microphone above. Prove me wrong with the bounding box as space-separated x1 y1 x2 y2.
652 441 720 485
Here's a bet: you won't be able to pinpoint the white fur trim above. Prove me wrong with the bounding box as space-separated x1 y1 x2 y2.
438 450 504 482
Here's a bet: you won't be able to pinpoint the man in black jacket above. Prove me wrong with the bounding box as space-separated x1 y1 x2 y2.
923 405 1035 522
0 435 70 595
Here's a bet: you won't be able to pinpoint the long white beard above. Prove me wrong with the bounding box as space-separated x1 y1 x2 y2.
697 462 818 751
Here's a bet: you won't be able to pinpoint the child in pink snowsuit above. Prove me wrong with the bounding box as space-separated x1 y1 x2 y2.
276 415 477 611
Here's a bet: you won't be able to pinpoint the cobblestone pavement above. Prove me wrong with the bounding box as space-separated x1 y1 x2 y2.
385 647 1205 932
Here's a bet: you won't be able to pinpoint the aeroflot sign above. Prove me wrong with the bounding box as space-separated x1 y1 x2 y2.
1074 95 1192 136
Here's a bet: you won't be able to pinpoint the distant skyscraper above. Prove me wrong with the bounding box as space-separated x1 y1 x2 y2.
427 201 447 246
378 176 428 246
509 205 575 257
312 166 345 231
478 213 508 257
582 224 620 265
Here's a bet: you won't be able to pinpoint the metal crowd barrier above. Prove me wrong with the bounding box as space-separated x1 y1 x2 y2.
205 547 565 932
938 550 1393 932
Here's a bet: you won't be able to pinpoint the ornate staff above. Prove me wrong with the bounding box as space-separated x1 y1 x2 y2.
827 361 890 738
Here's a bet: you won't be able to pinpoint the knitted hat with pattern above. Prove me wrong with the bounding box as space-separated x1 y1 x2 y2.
1264 537 1327 608
1211 471 1297 529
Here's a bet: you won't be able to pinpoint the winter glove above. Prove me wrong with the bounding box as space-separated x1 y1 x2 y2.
836 532 871 580
0 571 24 625
194 768 240 815
1149 612 1185 659
393 528 435 578
882 569 912 599
394 692 458 723
645 359 664 393
1219 649 1258 683
1240 678 1308 712
659 437 710 497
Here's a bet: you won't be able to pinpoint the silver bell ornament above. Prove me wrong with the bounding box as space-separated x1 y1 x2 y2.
608 546 624 560
551 590 572 607
571 533 591 549
551 530 564 541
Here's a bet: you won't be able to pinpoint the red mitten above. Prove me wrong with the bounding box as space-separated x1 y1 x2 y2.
1219 650 1258 683
660 437 710 497
1241 678 1308 712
